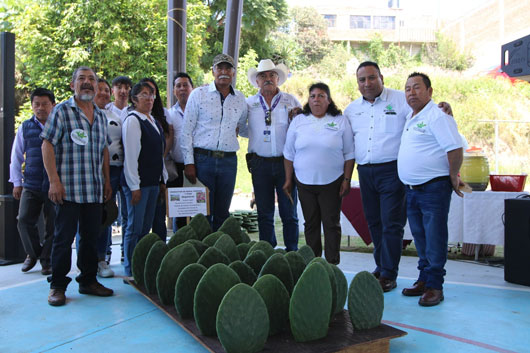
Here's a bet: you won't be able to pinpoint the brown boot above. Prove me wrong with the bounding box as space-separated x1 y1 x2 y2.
419 288 444 307
379 277 397 292
21 255 37 272
79 281 114 297
402 281 426 296
48 289 66 306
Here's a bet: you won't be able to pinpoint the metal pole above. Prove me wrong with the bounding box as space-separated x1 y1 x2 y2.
494 121 499 173
167 0 187 108
0 32 25 264
0 32 15 195
223 0 243 85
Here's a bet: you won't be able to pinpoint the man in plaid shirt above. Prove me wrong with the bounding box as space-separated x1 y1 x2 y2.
41 66 113 306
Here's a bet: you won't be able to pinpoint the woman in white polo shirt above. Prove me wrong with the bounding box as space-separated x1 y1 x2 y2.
283 82 355 264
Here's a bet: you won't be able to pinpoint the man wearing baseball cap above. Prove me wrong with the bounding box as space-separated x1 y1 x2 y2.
239 59 301 251
180 54 248 230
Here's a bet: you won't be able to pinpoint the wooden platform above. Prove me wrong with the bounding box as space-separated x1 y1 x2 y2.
129 280 407 353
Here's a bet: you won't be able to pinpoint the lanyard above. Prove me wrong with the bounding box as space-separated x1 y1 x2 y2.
259 94 282 126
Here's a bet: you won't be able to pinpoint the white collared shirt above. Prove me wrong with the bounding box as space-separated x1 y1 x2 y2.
180 82 248 165
105 102 129 122
398 100 462 185
122 110 168 190
283 113 355 185
240 91 301 157
168 103 185 163
344 87 410 165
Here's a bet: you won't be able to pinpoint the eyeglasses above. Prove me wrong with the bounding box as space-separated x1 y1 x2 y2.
136 94 155 100
265 110 271 126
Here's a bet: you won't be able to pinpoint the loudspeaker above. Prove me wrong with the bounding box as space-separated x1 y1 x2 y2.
504 198 530 286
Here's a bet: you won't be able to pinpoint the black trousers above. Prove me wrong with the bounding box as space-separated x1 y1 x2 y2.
296 175 343 264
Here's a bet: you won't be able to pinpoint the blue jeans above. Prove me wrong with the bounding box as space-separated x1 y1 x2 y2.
122 184 159 276
358 161 406 280
250 157 299 251
50 201 102 290
194 153 237 231
405 178 453 290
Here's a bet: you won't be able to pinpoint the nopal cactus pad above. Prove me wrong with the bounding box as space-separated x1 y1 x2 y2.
216 283 269 353
248 240 275 258
284 251 306 285
131 233 161 287
289 262 332 342
174 263 207 319
202 231 226 247
297 245 315 265
194 263 241 336
330 264 348 315
236 243 251 260
218 216 243 244
258 253 294 294
197 246 230 268
144 241 169 295
347 271 384 330
156 242 199 305
229 260 257 286
243 249 268 275
188 213 212 240
253 274 290 336
309 257 337 320
214 234 240 262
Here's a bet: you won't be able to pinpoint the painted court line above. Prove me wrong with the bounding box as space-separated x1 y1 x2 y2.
382 320 517 353
40 309 158 352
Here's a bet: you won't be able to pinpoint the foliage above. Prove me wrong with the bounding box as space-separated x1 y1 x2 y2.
235 49 259 97
358 33 412 68
291 7 332 68
423 32 474 71
9 0 209 106
200 0 288 70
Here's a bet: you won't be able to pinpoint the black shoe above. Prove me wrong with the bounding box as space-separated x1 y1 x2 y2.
22 255 38 272
379 277 397 292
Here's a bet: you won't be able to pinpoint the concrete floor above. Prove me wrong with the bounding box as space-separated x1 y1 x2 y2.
1 241 529 353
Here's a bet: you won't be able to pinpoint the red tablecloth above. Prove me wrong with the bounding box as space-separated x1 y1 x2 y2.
341 187 372 245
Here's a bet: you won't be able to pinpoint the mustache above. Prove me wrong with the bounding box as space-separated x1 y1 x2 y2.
263 81 274 85
219 75 231 79
81 84 94 91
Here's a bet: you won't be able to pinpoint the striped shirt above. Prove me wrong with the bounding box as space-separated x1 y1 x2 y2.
40 97 108 203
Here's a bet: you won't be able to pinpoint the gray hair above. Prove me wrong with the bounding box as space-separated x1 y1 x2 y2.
72 66 97 82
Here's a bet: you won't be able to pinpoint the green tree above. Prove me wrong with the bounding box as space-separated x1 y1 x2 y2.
423 32 474 71
291 7 332 68
358 33 411 68
200 0 288 69
10 0 210 106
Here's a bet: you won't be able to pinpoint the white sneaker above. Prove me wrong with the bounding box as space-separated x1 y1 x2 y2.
98 261 114 278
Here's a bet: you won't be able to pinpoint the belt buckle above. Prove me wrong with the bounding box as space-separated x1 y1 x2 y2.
212 151 224 158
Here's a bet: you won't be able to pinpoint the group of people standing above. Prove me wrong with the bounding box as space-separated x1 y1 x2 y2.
10 54 463 309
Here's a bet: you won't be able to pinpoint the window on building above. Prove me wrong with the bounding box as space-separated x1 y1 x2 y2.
323 14 337 27
350 15 371 29
373 16 395 29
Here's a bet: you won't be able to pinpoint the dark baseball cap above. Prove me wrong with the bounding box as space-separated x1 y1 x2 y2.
213 54 235 68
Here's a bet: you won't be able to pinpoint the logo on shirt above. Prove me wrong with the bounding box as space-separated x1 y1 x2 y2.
326 122 339 130
71 129 89 145
384 104 397 115
251 102 260 109
413 122 427 133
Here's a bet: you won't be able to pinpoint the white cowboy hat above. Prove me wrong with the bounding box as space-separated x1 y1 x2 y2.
247 59 289 88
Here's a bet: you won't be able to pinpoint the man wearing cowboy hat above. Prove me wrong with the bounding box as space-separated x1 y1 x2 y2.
239 59 301 251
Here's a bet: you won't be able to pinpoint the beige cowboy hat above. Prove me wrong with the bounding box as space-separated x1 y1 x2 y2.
247 59 289 88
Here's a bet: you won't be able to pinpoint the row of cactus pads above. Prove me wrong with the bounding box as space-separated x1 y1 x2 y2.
131 213 384 353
